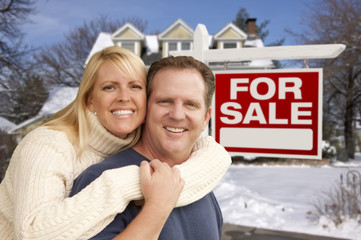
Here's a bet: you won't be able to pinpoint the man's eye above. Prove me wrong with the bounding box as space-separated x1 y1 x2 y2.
131 85 142 90
186 102 198 108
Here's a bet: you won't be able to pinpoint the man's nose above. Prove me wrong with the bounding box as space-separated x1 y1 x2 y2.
169 103 185 120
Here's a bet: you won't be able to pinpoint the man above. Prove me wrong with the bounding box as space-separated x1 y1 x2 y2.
71 56 224 240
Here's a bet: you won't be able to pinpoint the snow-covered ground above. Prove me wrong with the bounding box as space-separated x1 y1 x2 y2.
214 154 361 240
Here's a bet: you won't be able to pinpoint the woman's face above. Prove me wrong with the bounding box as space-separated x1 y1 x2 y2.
87 61 146 138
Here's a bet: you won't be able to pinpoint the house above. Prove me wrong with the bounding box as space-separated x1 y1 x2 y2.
86 18 274 69
9 87 78 141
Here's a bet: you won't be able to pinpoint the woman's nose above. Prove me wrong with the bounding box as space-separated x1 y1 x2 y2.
118 88 130 102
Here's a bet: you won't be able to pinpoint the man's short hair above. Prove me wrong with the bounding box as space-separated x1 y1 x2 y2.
147 56 215 109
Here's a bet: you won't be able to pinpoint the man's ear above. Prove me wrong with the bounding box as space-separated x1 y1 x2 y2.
202 107 212 131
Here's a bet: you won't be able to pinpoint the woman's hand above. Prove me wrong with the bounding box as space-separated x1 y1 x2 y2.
139 160 184 211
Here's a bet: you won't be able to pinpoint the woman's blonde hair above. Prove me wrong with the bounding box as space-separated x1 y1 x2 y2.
44 46 146 155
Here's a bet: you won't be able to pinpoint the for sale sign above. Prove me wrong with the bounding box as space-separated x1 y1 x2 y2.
212 69 323 159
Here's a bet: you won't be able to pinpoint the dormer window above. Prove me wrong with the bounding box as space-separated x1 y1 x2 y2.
111 23 144 57
118 42 135 52
223 42 237 49
181 42 191 50
214 23 247 50
169 42 177 51
167 41 192 53
159 19 194 58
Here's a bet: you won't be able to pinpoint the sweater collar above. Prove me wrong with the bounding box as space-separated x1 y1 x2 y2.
87 110 137 156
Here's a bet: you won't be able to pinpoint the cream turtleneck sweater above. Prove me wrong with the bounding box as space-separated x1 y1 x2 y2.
0 112 231 240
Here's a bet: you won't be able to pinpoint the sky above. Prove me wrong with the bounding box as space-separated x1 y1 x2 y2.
22 0 313 48
214 157 361 240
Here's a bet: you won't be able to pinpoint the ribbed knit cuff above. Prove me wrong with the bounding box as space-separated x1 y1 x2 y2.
104 165 143 209
175 136 231 207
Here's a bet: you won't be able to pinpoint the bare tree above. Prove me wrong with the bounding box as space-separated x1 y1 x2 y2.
35 15 148 87
289 0 361 160
0 0 42 124
0 0 34 88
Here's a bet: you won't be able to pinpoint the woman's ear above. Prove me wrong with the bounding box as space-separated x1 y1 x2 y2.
87 95 94 112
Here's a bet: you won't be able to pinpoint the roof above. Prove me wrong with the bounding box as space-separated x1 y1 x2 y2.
39 87 78 115
9 87 79 134
112 23 144 40
85 32 114 65
159 19 194 40
214 22 247 40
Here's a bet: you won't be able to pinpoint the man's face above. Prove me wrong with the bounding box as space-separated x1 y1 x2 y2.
143 68 211 166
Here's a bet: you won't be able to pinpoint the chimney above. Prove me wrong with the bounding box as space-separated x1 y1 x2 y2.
246 18 257 39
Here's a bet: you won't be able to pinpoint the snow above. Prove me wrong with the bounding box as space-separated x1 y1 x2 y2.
244 39 265 48
243 39 274 68
214 154 361 240
39 86 78 115
0 117 16 132
144 35 159 55
85 32 114 65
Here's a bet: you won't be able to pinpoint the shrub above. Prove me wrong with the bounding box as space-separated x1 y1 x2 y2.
309 170 361 227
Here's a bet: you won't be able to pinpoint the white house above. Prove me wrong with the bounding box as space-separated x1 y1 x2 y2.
85 18 274 69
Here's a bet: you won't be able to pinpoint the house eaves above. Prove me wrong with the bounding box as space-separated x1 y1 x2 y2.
159 19 194 40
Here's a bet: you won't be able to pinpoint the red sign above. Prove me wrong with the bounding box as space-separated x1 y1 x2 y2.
212 69 323 159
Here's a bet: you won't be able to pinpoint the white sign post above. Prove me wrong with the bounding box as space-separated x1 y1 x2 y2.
170 24 345 159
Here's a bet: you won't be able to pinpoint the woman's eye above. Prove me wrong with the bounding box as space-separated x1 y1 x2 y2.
103 85 115 91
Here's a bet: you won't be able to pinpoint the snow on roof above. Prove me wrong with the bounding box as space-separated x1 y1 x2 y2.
243 39 274 67
244 39 264 48
144 35 159 55
208 35 214 48
9 87 79 134
0 117 16 132
248 59 274 67
85 32 114 65
39 87 78 115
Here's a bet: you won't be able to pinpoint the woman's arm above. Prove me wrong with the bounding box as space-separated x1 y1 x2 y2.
174 136 231 207
10 130 142 240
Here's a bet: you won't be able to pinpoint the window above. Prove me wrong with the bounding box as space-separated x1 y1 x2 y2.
168 42 177 51
166 41 192 57
121 42 135 52
181 42 191 50
223 42 237 49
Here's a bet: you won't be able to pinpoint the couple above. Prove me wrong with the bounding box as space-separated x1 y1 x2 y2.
0 46 231 239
